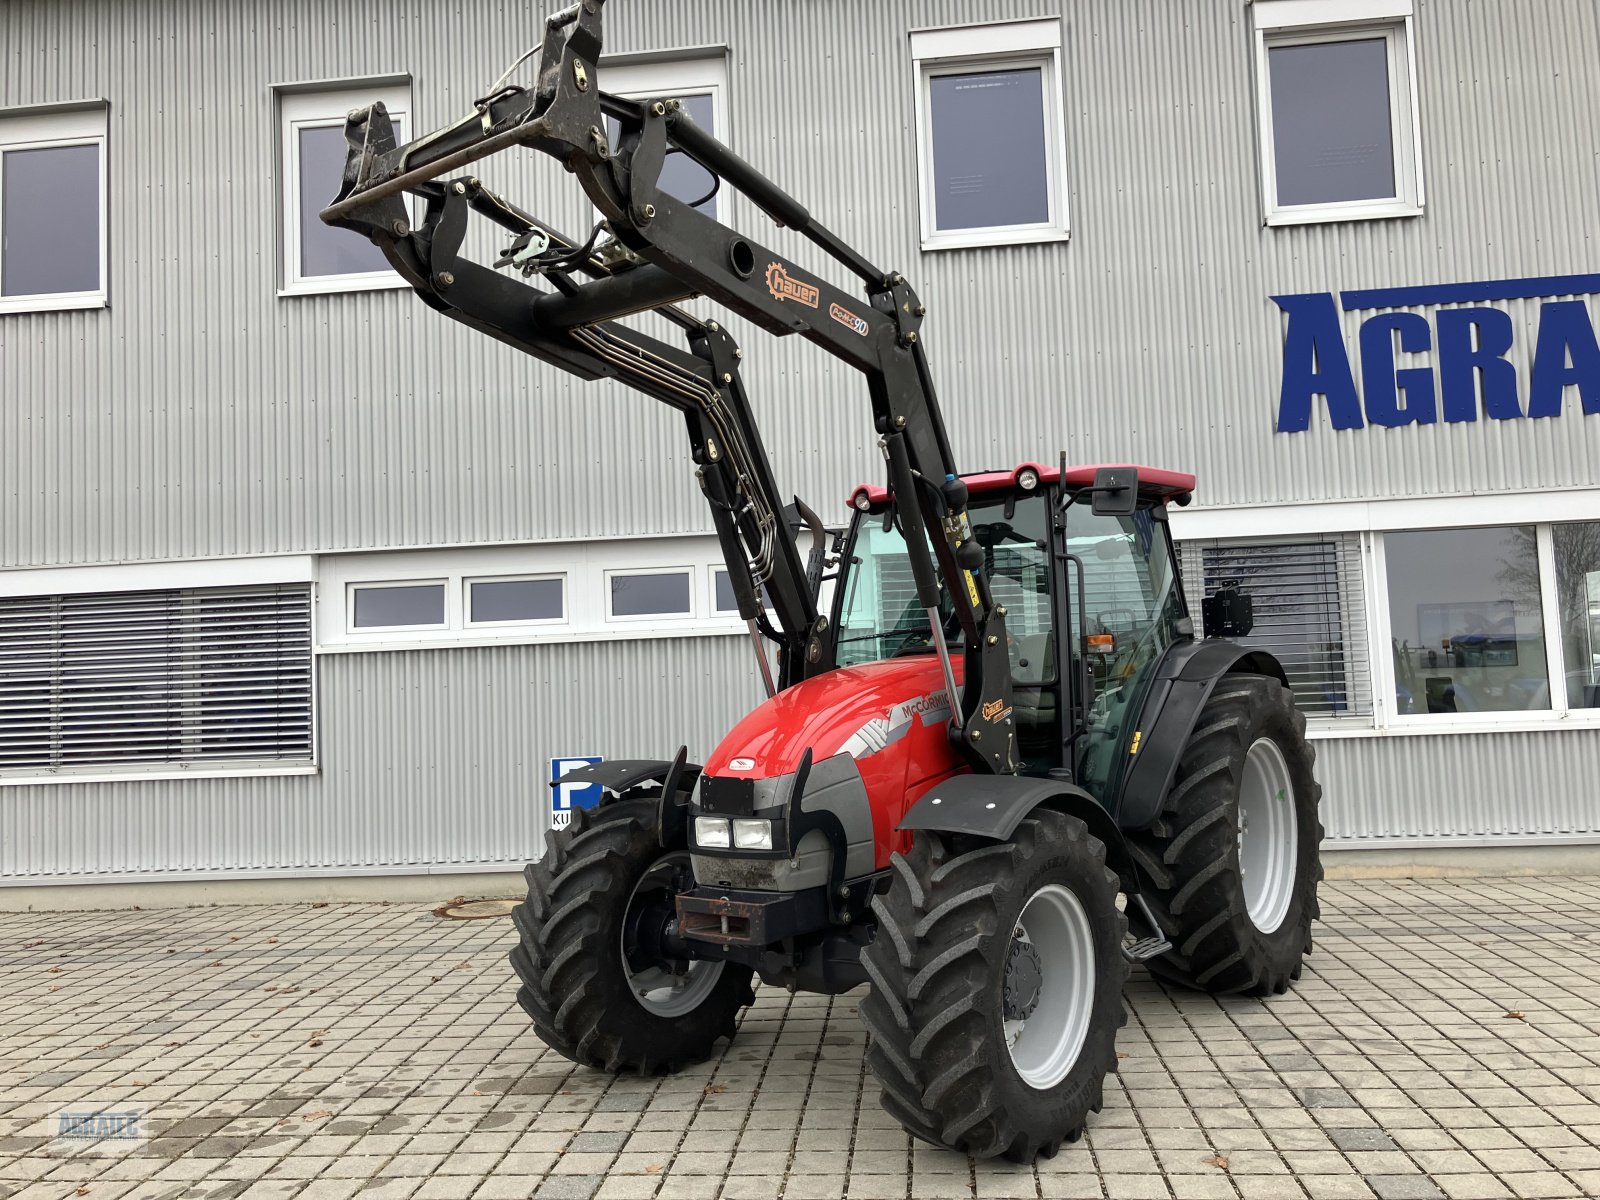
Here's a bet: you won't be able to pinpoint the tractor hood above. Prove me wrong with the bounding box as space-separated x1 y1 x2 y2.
703 656 964 779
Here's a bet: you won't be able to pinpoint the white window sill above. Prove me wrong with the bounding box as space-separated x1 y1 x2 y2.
0 763 319 788
319 620 747 654
921 225 1070 253
278 274 410 298
1265 200 1423 227
0 292 107 315
1308 712 1600 739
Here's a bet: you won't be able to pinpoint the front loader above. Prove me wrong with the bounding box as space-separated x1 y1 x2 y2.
321 0 1323 1161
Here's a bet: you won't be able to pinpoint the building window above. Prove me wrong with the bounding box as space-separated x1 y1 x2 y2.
601 56 728 220
1253 0 1423 225
0 105 107 314
608 570 693 619
0 584 313 776
910 19 1069 250
468 576 564 625
1553 522 1600 710
713 569 738 614
1182 535 1371 719
350 581 445 630
279 82 410 294
1385 527 1548 716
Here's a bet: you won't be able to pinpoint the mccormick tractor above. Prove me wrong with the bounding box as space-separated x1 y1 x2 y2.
321 0 1322 1161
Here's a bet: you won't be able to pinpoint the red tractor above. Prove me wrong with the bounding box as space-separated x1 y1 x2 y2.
323 0 1322 1160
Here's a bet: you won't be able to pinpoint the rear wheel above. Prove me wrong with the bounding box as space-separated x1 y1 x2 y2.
509 798 754 1073
1126 675 1323 996
859 809 1128 1162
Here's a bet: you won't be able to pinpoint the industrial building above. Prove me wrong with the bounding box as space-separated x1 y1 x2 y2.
2 0 1597 890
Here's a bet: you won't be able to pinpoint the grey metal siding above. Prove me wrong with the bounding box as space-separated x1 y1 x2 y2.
1316 728 1600 846
0 636 762 882
3 0 1597 570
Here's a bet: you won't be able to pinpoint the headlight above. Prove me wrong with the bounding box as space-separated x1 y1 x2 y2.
852 489 872 511
730 818 774 851
694 816 731 849
1017 467 1040 491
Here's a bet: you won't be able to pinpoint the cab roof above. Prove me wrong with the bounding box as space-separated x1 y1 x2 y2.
848 462 1196 509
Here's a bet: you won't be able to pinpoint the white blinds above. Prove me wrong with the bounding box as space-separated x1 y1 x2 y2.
1180 535 1370 718
0 584 314 772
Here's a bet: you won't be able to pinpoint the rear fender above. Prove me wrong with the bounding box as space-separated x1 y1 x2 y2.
548 748 700 848
1113 641 1288 830
898 775 1139 895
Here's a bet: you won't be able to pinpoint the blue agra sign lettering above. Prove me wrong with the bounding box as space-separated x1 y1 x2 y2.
1274 273 1600 432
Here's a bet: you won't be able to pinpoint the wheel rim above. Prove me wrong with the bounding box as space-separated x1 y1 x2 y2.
620 852 725 1018
1238 737 1299 935
1003 883 1096 1090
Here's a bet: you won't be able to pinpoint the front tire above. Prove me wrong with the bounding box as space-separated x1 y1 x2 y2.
509 798 754 1073
1126 674 1323 996
859 810 1128 1162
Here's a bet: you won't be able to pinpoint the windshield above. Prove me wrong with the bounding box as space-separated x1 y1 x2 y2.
833 489 1187 790
835 494 1055 684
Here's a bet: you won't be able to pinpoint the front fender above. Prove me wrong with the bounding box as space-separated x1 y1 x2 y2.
898 775 1137 894
1113 640 1288 829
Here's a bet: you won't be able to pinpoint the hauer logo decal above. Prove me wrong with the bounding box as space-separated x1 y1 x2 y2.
980 698 1011 723
765 261 820 308
1274 272 1600 432
550 757 603 830
829 302 869 336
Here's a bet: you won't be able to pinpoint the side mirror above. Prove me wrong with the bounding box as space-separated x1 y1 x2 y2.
1089 467 1138 516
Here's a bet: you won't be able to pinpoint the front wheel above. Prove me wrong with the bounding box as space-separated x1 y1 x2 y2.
509 798 754 1073
859 809 1128 1162
1126 674 1323 996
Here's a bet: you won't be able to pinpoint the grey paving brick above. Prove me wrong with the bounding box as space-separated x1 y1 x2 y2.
3 879 1599 1200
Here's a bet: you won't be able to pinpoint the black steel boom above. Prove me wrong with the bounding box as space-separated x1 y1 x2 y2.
320 0 1018 772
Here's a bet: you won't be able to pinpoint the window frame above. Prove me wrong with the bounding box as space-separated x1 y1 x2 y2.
909 18 1071 251
0 557 318 786
464 572 567 628
1252 0 1425 227
0 104 109 315
599 53 731 222
1172 489 1600 739
277 81 413 296
605 566 696 624
347 578 450 632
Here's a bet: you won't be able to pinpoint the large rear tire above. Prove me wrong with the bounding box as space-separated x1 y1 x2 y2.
1126 674 1323 996
859 809 1128 1162
509 798 754 1073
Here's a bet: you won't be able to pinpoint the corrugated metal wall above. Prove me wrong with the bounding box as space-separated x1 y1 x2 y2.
0 637 764 882
3 0 1597 570
4 1 1598 879
1316 729 1600 846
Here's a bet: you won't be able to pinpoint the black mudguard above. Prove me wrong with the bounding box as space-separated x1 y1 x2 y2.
898 774 1139 894
548 748 700 848
1113 640 1288 830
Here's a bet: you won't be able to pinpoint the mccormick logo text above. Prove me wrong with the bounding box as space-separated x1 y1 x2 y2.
1274 272 1600 432
765 261 820 308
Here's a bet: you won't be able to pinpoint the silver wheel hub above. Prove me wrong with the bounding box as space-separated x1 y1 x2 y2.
1002 883 1096 1091
621 852 725 1018
1238 737 1299 935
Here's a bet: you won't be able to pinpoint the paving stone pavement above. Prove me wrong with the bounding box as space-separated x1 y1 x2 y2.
1 875 1598 1200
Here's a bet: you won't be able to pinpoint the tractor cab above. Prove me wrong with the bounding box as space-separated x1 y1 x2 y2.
835 464 1196 802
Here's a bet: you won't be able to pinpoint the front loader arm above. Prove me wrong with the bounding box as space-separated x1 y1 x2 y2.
319 0 1018 772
